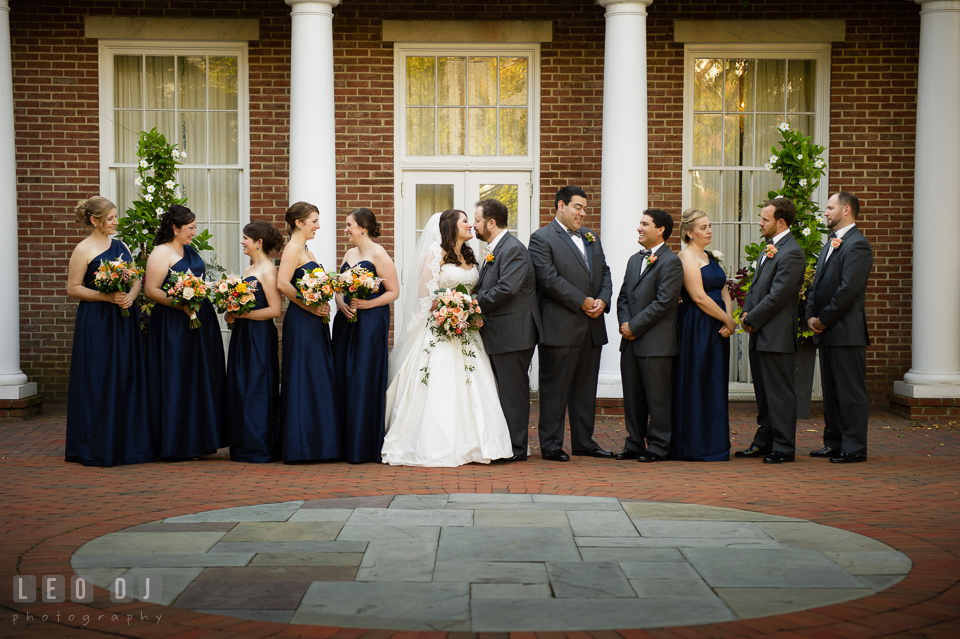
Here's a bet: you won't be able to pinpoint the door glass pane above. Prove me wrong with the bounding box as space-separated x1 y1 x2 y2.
500 57 527 106
406 57 436 106
209 112 239 164
114 56 142 109
693 114 722 166
415 184 454 233
406 108 435 155
178 56 206 110
437 57 465 106
144 56 175 109
479 184 519 230
499 108 527 156
208 56 238 110
468 57 497 106
693 58 723 111
787 59 816 112
438 108 464 155
756 59 785 112
723 113 754 167
469 108 497 155
724 58 753 112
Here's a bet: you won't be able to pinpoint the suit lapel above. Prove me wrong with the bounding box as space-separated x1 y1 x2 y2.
820 227 855 277
554 221 590 275
634 245 663 289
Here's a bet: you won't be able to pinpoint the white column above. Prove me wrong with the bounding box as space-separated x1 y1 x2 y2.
596 0 653 398
285 0 340 271
895 0 960 398
0 0 35 400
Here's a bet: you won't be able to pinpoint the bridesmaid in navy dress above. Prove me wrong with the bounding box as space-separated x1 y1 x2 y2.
66 197 154 466
670 209 737 462
144 205 225 460
277 202 340 462
224 220 284 462
333 208 399 463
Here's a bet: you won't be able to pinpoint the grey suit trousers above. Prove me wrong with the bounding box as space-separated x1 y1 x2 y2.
538 341 601 453
489 347 535 457
819 345 869 457
620 350 673 457
749 348 797 455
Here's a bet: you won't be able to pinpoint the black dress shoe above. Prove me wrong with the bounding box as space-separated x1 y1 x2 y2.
615 449 640 460
637 451 664 463
830 452 867 464
763 451 795 464
573 447 614 458
810 446 840 458
541 449 570 462
734 445 768 458
493 453 527 463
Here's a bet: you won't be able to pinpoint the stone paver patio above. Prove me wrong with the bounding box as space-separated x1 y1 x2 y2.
70 495 911 631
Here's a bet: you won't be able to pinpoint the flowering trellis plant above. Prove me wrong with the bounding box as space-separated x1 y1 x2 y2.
729 121 828 340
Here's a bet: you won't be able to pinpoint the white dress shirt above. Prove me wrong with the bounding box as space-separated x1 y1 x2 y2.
555 217 586 257
639 241 664 275
759 228 791 266
825 223 856 262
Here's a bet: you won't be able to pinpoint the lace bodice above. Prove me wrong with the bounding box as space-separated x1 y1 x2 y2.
437 264 479 293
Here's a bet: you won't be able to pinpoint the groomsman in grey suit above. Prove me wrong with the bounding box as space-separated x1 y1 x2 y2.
473 198 543 462
616 209 685 462
529 186 614 461
736 198 805 464
806 192 873 463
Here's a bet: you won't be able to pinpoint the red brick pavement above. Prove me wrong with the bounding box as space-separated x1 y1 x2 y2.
1 403 959 638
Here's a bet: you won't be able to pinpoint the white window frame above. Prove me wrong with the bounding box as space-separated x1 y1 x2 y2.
97 39 251 268
682 42 831 396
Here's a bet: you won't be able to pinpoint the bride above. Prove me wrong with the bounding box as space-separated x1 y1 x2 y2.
382 209 513 466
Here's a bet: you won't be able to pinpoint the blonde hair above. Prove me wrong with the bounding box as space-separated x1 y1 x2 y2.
73 196 116 227
679 208 709 244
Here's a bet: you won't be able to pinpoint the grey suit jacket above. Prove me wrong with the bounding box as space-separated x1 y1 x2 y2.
805 226 873 347
742 232 805 353
616 245 684 357
529 220 613 348
475 231 542 355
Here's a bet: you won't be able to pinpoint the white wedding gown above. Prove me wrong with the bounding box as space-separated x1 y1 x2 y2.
382 264 513 467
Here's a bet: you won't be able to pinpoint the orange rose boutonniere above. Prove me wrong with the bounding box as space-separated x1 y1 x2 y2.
764 244 779 259
584 231 596 244
484 252 495 264
645 254 658 267
830 237 842 250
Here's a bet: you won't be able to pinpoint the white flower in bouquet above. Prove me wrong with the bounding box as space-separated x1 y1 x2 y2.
182 287 195 300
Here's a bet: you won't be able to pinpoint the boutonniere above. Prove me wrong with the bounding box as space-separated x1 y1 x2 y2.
764 244 778 259
584 232 596 244
830 237 842 249
709 250 723 264
645 254 658 266
484 252 495 265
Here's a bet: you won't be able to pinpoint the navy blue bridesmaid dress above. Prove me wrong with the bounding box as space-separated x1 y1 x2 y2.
670 255 731 461
225 276 280 463
146 244 225 459
333 260 389 463
66 239 155 467
279 261 340 461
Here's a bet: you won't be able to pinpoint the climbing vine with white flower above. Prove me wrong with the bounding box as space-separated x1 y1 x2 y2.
732 121 829 340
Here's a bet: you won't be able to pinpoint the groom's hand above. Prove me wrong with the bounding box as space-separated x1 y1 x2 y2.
620 322 636 340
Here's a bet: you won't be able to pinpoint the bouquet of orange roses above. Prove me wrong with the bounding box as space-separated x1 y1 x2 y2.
296 265 338 324
162 269 209 329
212 275 258 330
93 258 143 317
336 265 383 323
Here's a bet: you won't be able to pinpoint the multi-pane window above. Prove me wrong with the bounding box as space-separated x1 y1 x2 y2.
405 55 529 157
105 47 246 278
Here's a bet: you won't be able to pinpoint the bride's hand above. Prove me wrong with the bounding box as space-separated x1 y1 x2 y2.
430 299 439 312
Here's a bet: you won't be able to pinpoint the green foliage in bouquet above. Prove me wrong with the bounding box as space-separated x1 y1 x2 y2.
732 122 828 341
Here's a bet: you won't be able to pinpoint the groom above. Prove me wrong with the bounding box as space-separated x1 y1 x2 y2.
473 198 542 462
529 185 613 461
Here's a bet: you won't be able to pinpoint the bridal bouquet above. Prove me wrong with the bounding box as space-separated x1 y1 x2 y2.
337 265 383 323
212 274 258 330
296 266 337 324
93 258 143 317
162 269 209 329
420 284 484 384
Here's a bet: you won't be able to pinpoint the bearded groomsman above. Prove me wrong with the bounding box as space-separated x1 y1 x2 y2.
806 192 874 463
735 198 805 464
473 198 542 462
616 209 684 462
529 186 614 461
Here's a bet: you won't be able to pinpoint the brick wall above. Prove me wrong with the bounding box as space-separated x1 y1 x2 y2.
12 0 918 403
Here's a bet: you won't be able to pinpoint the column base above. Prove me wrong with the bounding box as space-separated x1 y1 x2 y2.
0 381 37 400
0 393 43 420
888 391 960 421
893 381 960 398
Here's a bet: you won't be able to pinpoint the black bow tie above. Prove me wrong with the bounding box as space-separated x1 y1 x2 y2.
828 231 837 240
566 229 581 239
765 238 775 245
638 248 652 257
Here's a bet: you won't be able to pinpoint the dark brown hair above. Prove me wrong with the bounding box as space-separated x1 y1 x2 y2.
154 205 196 246
762 197 797 226
243 220 284 254
348 207 381 238
476 199 509 229
74 196 115 227
835 191 860 219
439 209 477 267
285 201 319 235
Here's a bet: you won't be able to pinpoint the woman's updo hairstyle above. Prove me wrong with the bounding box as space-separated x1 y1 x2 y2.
243 220 284 254
74 196 115 227
285 201 319 235
154 205 196 246
348 207 381 238
679 208 709 244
